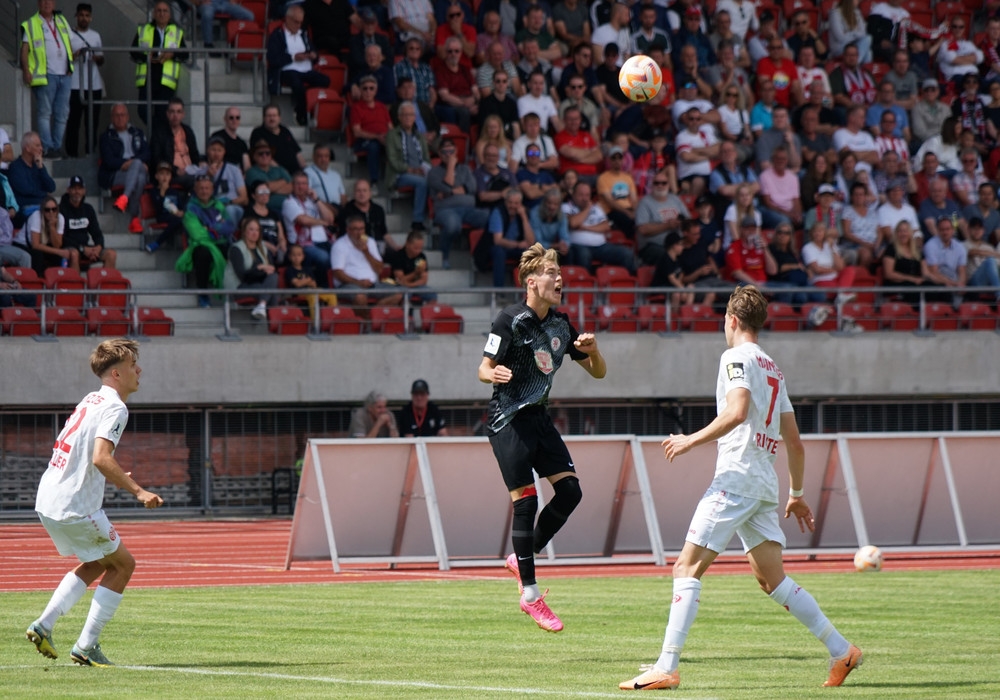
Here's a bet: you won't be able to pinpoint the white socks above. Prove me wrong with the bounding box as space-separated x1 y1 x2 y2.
38 572 88 633
770 576 850 658
77 586 123 651
655 577 702 673
522 583 541 603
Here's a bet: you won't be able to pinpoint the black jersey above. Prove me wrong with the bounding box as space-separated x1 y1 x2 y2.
483 301 587 433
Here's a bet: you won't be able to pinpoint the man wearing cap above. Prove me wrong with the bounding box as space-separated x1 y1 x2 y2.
98 103 149 234
596 146 638 239
398 380 449 437
245 140 293 217
725 215 776 286
349 7 392 81
266 4 331 126
804 183 842 237
963 217 1000 302
428 137 489 268
511 111 559 171
198 135 247 225
197 0 253 52
516 144 558 208
635 174 690 266
911 79 949 149
59 175 116 273
591 2 631 65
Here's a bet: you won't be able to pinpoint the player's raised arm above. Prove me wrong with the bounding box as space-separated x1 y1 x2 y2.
573 333 606 378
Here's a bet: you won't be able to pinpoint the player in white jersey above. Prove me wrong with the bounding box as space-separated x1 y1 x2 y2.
26 338 163 667
620 286 862 691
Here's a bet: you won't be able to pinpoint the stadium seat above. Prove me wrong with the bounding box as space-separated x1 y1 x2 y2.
87 307 131 336
139 190 167 233
924 302 959 331
267 306 310 335
841 302 879 331
636 303 674 332
879 301 920 331
934 1 967 23
801 303 837 332
87 267 131 309
319 305 365 335
678 303 722 332
46 306 88 336
420 303 464 334
596 304 637 332
1 307 42 336
956 302 997 331
595 265 637 306
6 266 44 293
136 307 174 336
370 306 407 334
310 91 347 138
43 267 87 310
241 0 266 26
229 21 265 69
766 302 801 332
559 265 597 310
314 62 347 94
850 267 879 304
557 304 598 332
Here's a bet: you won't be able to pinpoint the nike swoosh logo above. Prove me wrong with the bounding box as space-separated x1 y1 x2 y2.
632 681 658 690
522 338 534 345
517 556 532 561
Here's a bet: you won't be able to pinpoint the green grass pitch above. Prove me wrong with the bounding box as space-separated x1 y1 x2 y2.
3 569 999 699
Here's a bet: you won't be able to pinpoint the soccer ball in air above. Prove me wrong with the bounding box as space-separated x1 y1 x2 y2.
618 55 663 103
853 545 883 572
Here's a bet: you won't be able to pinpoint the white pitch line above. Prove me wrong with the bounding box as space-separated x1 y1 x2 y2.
0 664 713 699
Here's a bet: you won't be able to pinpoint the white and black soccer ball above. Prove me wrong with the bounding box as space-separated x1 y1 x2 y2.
854 545 883 572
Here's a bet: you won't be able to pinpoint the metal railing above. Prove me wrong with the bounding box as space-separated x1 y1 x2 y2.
3 284 998 340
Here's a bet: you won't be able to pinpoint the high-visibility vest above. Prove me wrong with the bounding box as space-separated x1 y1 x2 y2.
21 13 74 87
135 23 183 89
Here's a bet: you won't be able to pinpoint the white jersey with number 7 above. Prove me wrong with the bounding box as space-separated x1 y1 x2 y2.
36 385 129 521
711 342 793 504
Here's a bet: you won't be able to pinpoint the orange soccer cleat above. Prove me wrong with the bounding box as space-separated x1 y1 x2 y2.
619 667 681 691
824 644 863 687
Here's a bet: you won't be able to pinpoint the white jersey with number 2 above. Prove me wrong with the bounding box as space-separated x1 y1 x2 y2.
711 342 793 504
36 385 129 521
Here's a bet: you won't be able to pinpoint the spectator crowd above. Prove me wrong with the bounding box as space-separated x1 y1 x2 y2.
4 0 1000 320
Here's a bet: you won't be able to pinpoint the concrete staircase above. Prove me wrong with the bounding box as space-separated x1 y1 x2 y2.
44 54 502 338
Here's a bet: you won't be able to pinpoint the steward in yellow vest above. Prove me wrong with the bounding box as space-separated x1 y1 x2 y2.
129 0 187 128
20 4 74 87
20 0 75 154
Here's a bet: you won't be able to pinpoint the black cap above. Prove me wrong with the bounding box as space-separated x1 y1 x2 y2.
969 216 984 227
68 175 85 189
695 194 713 208
663 231 682 248
411 379 430 394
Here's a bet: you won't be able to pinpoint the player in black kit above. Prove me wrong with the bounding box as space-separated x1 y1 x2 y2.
478 243 607 632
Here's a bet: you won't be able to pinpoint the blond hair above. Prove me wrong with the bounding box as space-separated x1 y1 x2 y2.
726 285 768 332
518 243 559 289
90 338 139 378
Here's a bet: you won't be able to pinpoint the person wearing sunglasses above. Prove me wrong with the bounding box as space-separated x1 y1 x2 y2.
786 9 827 64
434 2 475 65
433 36 480 134
26 195 66 275
208 107 250 171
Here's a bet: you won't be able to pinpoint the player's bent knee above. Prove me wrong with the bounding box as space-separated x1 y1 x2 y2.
553 475 581 507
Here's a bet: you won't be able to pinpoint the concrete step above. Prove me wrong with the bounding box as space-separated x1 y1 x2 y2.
128 270 185 290
135 293 198 308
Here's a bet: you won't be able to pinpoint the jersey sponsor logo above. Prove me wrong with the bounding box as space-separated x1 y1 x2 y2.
111 422 122 438
484 332 501 354
550 336 561 352
726 362 745 380
534 348 554 374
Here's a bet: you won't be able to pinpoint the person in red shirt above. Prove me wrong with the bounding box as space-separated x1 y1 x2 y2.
554 106 602 183
433 36 479 132
757 38 804 108
349 75 392 191
435 2 475 68
726 216 777 285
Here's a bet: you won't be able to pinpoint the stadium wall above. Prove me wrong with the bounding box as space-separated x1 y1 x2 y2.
3 332 998 407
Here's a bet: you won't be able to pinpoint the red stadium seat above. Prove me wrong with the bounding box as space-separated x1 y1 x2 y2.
319 305 365 335
678 303 722 332
421 303 464 334
595 265 638 306
136 307 174 336
370 306 407 334
44 267 87 310
267 306 310 335
597 304 637 332
766 302 801 331
46 306 88 336
6 266 44 292
1 307 42 336
557 304 598 332
923 302 959 331
879 301 920 331
957 302 997 330
241 0 267 26
636 303 674 332
314 63 347 94
87 267 131 309
230 23 265 68
560 265 597 310
87 307 131 336
841 302 879 331
801 303 837 332
310 91 347 137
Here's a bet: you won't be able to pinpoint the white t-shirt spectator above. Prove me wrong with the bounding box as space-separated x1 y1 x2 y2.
717 104 751 140
562 200 608 247
801 239 841 282
517 93 560 131
591 24 633 65
329 233 382 286
24 208 66 247
876 201 921 237
938 40 983 81
832 127 877 156
510 133 557 166
716 0 760 40
675 125 718 180
282 196 327 245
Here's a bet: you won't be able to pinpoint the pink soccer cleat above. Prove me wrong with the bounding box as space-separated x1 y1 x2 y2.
520 590 563 632
504 553 524 595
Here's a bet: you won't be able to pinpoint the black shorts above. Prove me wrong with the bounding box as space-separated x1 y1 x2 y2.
488 406 576 492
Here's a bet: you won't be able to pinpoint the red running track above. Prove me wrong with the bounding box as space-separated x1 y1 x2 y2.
2 520 998 592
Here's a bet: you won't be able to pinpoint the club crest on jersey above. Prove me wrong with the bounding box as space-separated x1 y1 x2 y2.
726 362 745 380
550 336 561 352
535 349 554 374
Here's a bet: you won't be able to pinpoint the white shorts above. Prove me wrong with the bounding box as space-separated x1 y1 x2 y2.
39 510 122 563
686 489 786 554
